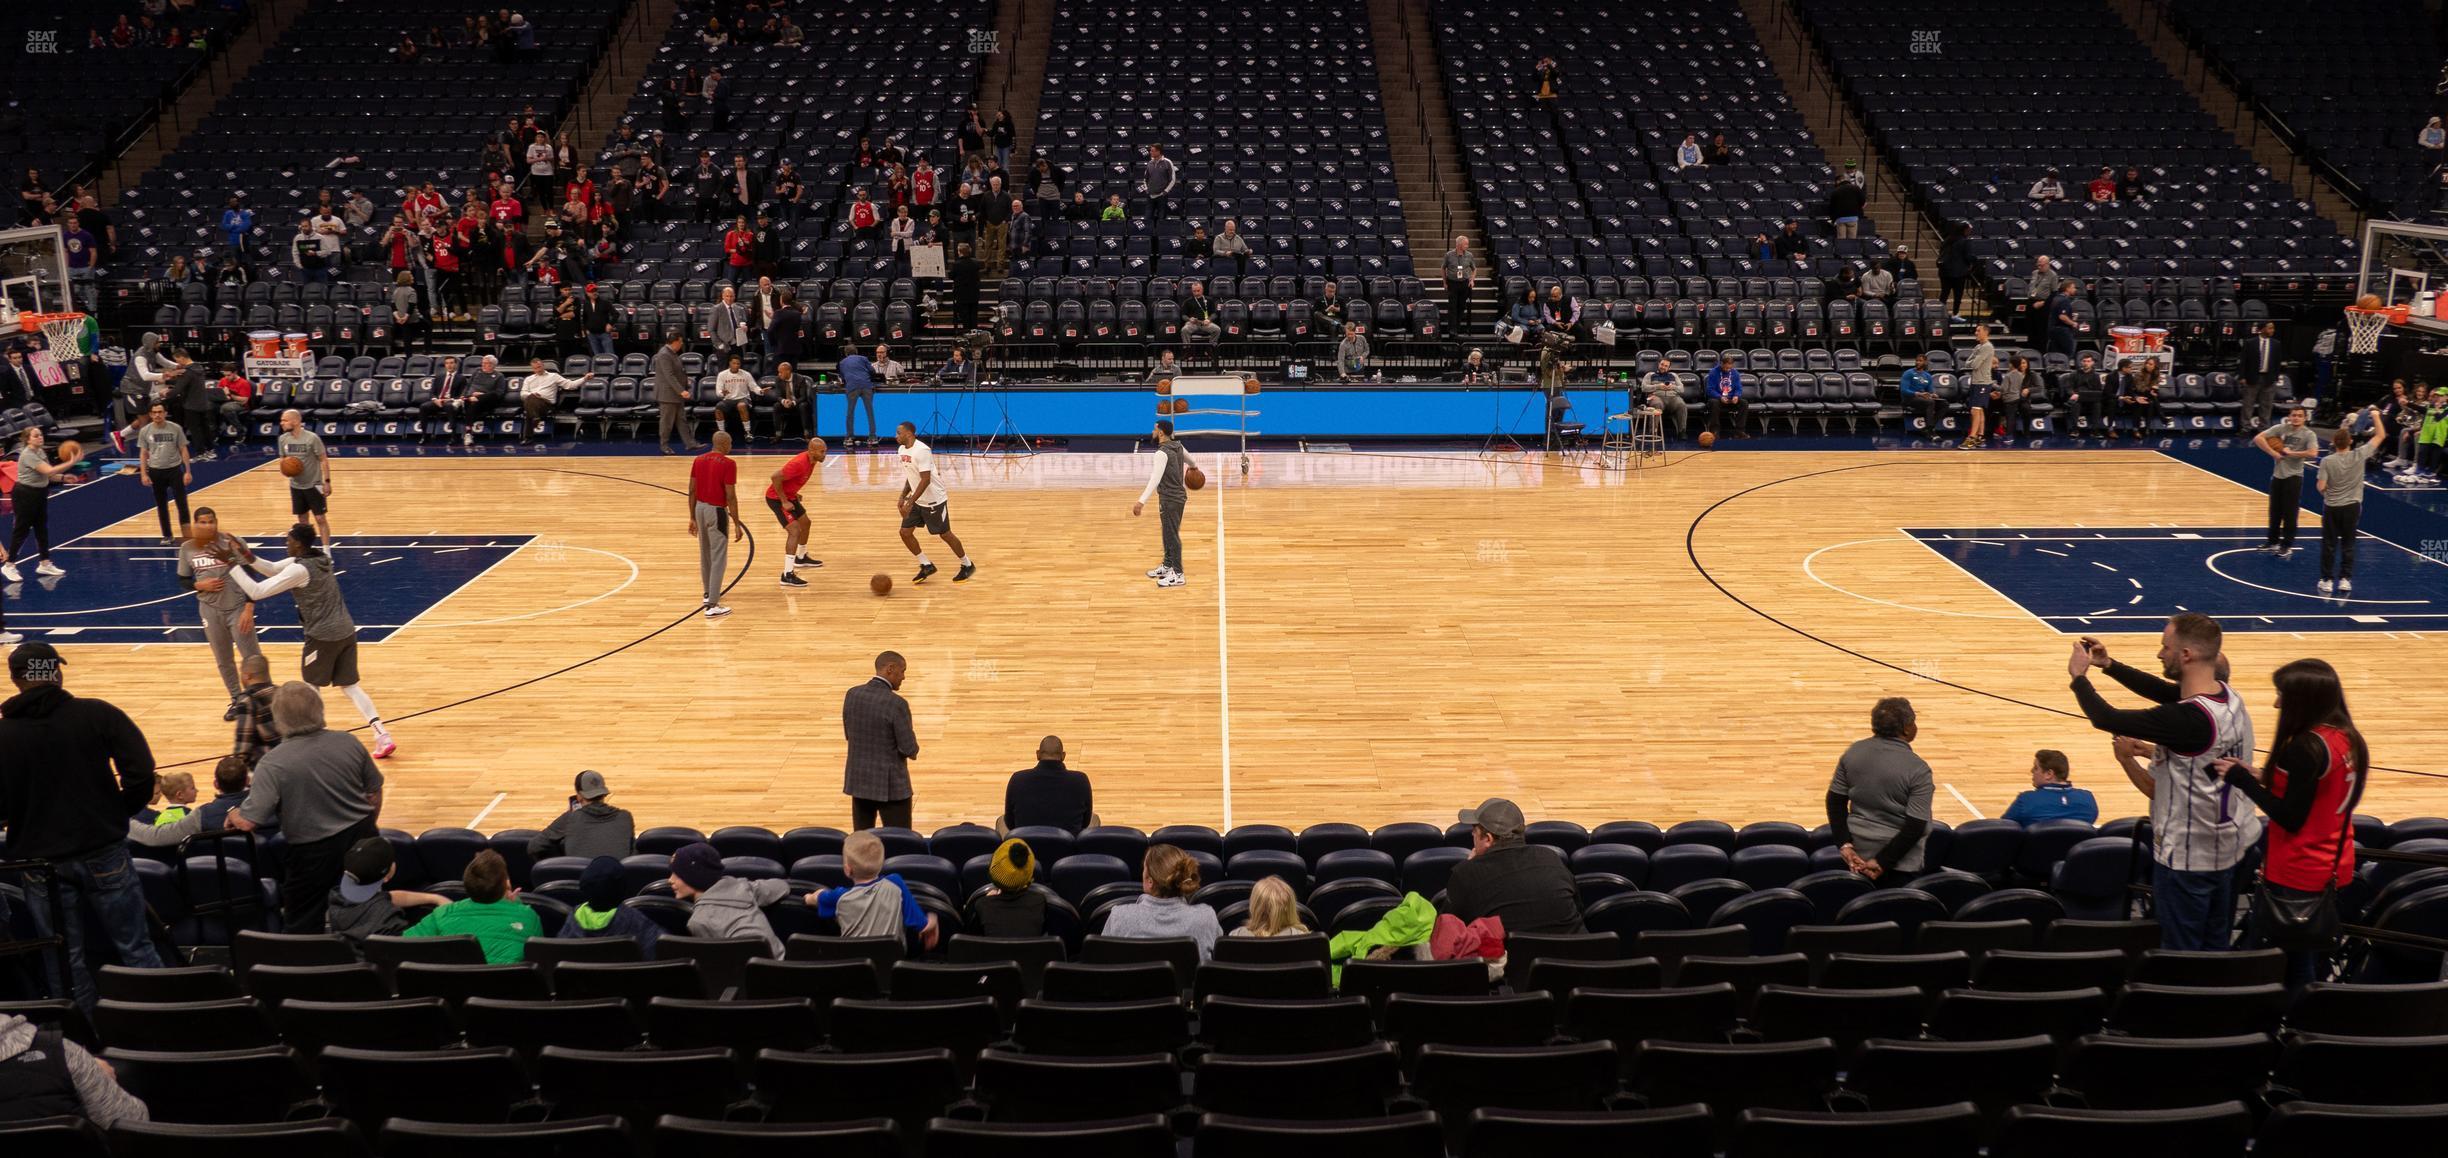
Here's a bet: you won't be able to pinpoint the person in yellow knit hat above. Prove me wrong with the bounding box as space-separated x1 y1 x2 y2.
966 838 1047 937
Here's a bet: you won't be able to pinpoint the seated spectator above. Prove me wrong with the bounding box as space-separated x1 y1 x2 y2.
1231 875 1309 938
2423 117 2445 157
1211 219 1251 276
148 771 197 827
1100 193 1127 222
1771 220 1809 265
1315 282 1349 330
327 836 449 949
1502 288 1540 339
1186 223 1211 260
0 1010 149 1127
1674 134 1704 170
1884 246 1918 282
400 849 534 962
1443 798 1583 934
1858 262 1895 300
1900 352 1940 440
1001 735 1094 834
1458 347 1494 385
1824 264 1861 302
1539 283 1581 336
966 838 1048 937
1180 284 1221 346
2086 166 2117 203
2028 169 2067 201
1827 698 1934 879
1705 132 1732 166
2115 166 2148 201
553 854 664 953
671 841 787 955
1640 365 1689 437
528 770 636 860
1102 842 1221 960
2002 749 2099 825
808 830 941 948
129 755 255 848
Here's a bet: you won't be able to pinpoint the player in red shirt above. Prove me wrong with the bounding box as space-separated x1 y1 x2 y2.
764 436 829 587
724 214 756 284
689 431 745 617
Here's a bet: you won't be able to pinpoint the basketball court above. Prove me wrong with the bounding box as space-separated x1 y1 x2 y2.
33 441 2448 836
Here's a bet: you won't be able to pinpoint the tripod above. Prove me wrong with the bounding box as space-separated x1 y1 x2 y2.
967 329 1034 457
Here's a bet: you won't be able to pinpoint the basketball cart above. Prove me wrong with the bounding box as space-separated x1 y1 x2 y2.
1160 373 1258 475
242 329 315 382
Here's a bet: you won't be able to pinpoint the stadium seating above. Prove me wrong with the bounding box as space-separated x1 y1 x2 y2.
0 4 247 222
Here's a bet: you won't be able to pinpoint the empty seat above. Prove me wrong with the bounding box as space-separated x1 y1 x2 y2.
1727 1103 1984 1157
1926 986 2109 1042
1991 1102 2253 1157
105 1046 317 1125
1010 998 1191 1056
1843 1034 2058 1119
750 1048 962 1135
1192 1111 1443 1158
2054 1033 2279 1110
973 1050 1178 1123
1194 1043 1402 1120
317 1046 534 1131
1628 1038 1840 1141
920 1115 1175 1158
1459 1105 1715 1157
1749 985 1928 1051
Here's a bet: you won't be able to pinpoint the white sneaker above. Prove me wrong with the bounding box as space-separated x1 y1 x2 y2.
33 561 63 577
0 632 20 645
2338 578 2353 592
1145 565 1169 578
2317 579 2334 594
0 563 17 583
462 429 474 447
1155 572 1186 587
703 604 731 618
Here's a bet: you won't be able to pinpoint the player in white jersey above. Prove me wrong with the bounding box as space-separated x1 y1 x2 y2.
892 421 974 583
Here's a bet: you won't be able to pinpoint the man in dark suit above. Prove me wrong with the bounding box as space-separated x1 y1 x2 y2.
651 334 699 454
1000 736 1094 835
2241 321 2281 429
420 355 472 445
0 346 40 406
842 650 917 830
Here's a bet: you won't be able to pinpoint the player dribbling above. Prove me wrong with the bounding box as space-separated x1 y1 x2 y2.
893 421 973 583
768 436 827 587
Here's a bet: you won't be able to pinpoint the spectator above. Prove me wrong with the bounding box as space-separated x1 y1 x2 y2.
1233 875 1310 938
889 204 916 256
1211 218 1250 278
518 356 587 445
1441 235 1478 338
128 755 255 849
1502 287 1539 339
1001 735 1094 833
1884 245 1918 283
1771 220 1809 266
2241 321 2281 431
401 850 538 963
842 650 918 829
979 177 1011 268
2115 359 2161 438
1938 222 1977 316
1316 281 1350 330
525 131 557 209
950 243 982 332
1961 323 1996 449
1638 364 1688 437
1444 798 1584 934
1900 351 1939 440
1824 264 1861 303
1993 354 2034 443
2045 278 2081 360
1102 843 1221 960
135 403 192 543
837 344 877 447
1147 349 1179 383
1007 199 1036 263
581 283 616 357
1530 55 1561 102
2215 658 2366 988
990 110 1015 171
2086 166 2117 203
0 1009 149 1127
1827 174 1867 239
1142 144 1176 222
0 641 161 1007
2317 413 2388 594
1540 283 1580 336
1458 347 1493 385
1827 698 1935 879
230 681 384 933
1705 358 1746 438
2027 168 2066 201
1858 262 1894 300
325 836 448 949
1706 132 1732 166
967 839 1047 937
1181 281 1221 347
554 854 665 954
527 770 635 861
669 841 785 953
1675 133 1704 170
713 354 757 445
2422 117 2445 158
147 771 197 827
289 218 329 285
1336 322 1370 379
2002 750 2099 825
2062 352 2105 433
1100 193 1127 222
2070 616 2258 951
2115 165 2148 201
809 830 940 948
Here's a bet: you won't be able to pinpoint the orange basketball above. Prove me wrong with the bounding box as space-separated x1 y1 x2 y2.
279 455 305 478
869 573 892 596
1243 377 1261 395
55 439 80 464
1155 377 1173 395
1698 431 1717 449
1184 465 1207 491
2357 293 2384 312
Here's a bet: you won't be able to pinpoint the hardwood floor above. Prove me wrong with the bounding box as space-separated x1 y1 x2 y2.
75 446 2448 836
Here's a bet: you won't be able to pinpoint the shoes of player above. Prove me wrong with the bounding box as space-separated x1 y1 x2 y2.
161 536 180 546
2277 548 2295 561
34 561 63 577
109 428 128 455
778 571 809 587
913 562 939 584
1156 571 1186 587
2317 579 2334 594
2254 544 2278 553
953 562 976 582
2339 578 2353 592
463 429 475 447
371 737 397 759
1 562 21 584
703 604 732 618
1146 565 1170 577
0 632 20 645
194 450 218 463
794 555 822 568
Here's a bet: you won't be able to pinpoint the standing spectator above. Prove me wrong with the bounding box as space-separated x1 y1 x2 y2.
2215 659 2367 988
1142 143 1176 223
1029 155 1064 221
1900 351 1939 439
1441 235 1478 339
1826 174 1866 239
1001 736 1094 834
2257 406 2319 557
2071 617 2259 951
1006 199 1036 264
1992 354 2034 443
724 154 757 217
19 168 49 227
2045 278 2081 360
0 642 161 1008
768 290 805 369
581 283 617 357
837 345 877 446
770 159 805 223
1827 698 1935 879
708 284 752 361
689 152 722 224
689 432 744 618
2316 412 2387 594
704 68 731 132
525 131 556 210
2022 255 2060 346
531 768 636 856
957 112 988 172
218 196 253 265
949 243 982 332
552 855 664 953
2241 322 2281 431
842 650 918 830
670 842 784 955
979 177 1011 269
1444 797 1584 934
401 850 539 964
0 1008 150 1126
1938 221 1977 316
1705 358 1746 438
2002 750 2098 825
651 335 699 454
721 214 755 285
230 681 385 934
1961 323 1996 449
848 188 881 241
1102 843 1222 960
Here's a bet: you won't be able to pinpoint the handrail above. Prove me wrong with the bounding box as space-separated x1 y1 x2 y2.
0 856 75 999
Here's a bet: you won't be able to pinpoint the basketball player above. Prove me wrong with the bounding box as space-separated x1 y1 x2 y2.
2255 406 2318 559
2067 615 2259 951
1131 419 1190 587
177 507 265 719
218 522 397 758
276 410 334 546
766 436 827 587
689 430 745 617
893 421 973 582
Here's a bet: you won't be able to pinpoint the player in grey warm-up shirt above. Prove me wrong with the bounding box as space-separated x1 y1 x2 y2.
275 410 333 546
176 507 264 711
2256 408 2319 555
1133 420 1192 587
223 522 396 757
137 403 192 541
2316 408 2388 592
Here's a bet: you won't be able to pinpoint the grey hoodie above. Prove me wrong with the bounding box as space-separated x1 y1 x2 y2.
527 801 636 861
0 1015 149 1128
684 876 786 956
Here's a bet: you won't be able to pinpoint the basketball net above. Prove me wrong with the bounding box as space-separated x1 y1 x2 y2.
20 311 86 356
2343 306 2393 356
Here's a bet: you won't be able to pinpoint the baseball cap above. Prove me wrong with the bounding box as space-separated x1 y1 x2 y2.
584 282 598 292
574 769 609 800
1457 798 1527 841
8 641 66 685
339 837 394 903
671 842 725 891
579 855 624 911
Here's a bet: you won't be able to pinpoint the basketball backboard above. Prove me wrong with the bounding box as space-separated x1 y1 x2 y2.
0 223 69 322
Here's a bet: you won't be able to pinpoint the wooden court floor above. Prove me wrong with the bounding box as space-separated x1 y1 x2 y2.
78 446 2448 836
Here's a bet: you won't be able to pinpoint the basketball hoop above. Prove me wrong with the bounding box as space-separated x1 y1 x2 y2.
2343 305 2399 356
17 311 86 357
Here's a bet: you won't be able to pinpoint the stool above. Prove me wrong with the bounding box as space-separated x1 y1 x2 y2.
1608 406 1665 469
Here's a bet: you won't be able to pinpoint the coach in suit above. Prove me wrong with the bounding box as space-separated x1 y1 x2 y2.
2241 322 2281 429
651 334 700 454
842 650 918 830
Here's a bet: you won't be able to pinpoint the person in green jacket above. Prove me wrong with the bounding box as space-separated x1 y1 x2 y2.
1326 891 1436 986
2420 399 2448 481
402 849 540 963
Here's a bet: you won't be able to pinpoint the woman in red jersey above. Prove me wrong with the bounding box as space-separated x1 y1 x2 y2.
2212 659 2368 988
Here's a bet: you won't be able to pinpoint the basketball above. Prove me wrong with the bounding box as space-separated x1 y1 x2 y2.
279 455 305 477
869 573 892 596
1243 377 1261 395
55 439 80 464
2357 293 2384 311
1155 377 1173 395
1699 431 1717 449
1185 465 1207 490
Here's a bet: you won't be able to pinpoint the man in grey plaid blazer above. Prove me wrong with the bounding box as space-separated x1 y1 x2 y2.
841 651 918 829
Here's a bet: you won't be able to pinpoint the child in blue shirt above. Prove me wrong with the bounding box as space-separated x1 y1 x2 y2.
811 831 940 948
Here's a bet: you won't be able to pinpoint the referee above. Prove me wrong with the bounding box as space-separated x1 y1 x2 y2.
1132 420 1190 588
2256 406 2318 558
688 431 745 617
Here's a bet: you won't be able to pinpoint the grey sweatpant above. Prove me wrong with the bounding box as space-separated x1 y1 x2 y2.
1160 493 1186 574
660 402 700 450
695 500 729 604
201 601 264 699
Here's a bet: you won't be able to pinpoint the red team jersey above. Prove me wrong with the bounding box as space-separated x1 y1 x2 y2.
766 451 815 503
912 169 936 206
2263 725 2357 890
690 451 736 504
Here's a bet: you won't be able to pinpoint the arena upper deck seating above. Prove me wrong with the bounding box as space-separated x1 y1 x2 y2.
2167 0 2442 220
1797 0 2356 289
2 4 249 221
